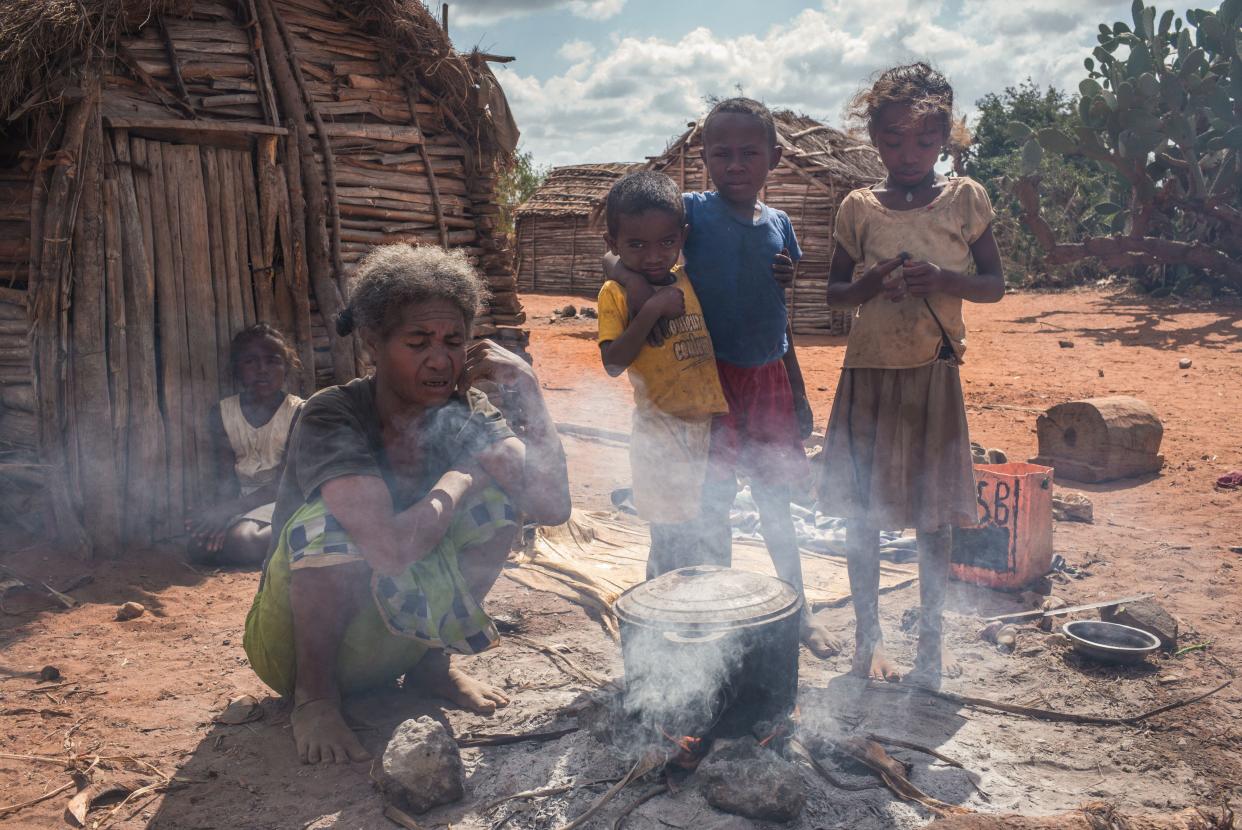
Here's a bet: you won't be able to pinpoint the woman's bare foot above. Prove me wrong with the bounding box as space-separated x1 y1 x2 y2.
407 651 510 714
801 621 843 659
849 641 902 682
291 698 371 764
904 651 961 691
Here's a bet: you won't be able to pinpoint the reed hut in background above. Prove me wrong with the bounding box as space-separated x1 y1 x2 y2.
513 162 642 296
647 110 884 335
0 0 524 553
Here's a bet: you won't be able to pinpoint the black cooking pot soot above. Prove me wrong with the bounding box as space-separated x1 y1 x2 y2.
614 566 802 738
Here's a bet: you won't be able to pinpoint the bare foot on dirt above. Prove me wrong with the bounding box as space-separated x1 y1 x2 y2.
904 651 962 691
849 642 902 682
291 698 371 764
801 621 843 659
407 651 510 714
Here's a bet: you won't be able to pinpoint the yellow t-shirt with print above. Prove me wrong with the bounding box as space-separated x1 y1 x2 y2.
597 267 727 420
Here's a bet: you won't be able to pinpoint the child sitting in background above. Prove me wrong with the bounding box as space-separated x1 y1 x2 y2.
596 171 728 578
610 98 836 658
188 324 304 565
821 63 1005 689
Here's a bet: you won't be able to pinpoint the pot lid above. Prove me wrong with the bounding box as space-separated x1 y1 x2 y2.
614 566 801 630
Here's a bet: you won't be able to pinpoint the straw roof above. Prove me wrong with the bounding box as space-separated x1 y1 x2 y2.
772 110 885 183
514 162 644 218
654 109 884 187
0 0 510 151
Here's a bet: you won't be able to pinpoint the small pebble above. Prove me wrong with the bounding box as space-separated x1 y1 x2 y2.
39 665 61 682
1058 340 1074 348
1178 358 1192 369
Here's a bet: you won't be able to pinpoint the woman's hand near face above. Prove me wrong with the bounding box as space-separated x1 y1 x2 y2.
461 340 537 393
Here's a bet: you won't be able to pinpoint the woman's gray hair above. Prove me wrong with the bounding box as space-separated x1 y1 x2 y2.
335 244 488 337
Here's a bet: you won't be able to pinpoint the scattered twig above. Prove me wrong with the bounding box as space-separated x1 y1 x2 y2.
1175 642 1211 657
482 777 619 813
0 707 72 717
835 737 971 816
507 635 608 687
0 780 75 819
889 679 1233 725
383 803 422 829
554 754 661 830
788 738 881 792
611 783 667 830
867 734 965 769
457 726 579 748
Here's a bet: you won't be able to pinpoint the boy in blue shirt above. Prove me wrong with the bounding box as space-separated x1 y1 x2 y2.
613 98 836 658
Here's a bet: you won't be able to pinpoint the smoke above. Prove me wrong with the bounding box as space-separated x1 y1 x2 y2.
620 624 746 740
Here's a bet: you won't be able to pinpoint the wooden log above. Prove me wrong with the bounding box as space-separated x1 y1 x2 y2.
268 5 345 298
31 90 92 557
69 112 123 551
157 16 195 111
136 138 185 531
102 157 129 529
172 144 222 503
111 129 169 545
103 116 287 136
1031 397 1165 483
230 151 258 326
279 137 317 394
256 0 354 383
201 147 234 395
242 146 273 324
243 0 281 126
402 84 448 249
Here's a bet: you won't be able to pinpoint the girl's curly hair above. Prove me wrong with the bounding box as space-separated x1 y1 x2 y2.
849 62 971 151
230 323 301 379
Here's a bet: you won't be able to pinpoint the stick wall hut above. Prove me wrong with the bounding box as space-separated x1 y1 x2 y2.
0 0 526 552
513 162 642 295
647 111 884 336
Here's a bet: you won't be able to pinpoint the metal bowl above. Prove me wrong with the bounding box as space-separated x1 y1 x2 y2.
1062 620 1160 664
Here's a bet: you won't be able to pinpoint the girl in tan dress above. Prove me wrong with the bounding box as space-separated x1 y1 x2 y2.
187 324 303 565
820 63 1005 689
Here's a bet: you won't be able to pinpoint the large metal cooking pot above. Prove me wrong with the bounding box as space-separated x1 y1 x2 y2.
614 566 801 737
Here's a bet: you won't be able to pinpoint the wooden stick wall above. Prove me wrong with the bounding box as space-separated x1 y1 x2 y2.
2 0 527 550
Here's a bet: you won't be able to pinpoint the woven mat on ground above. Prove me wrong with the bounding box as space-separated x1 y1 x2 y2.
503 510 918 639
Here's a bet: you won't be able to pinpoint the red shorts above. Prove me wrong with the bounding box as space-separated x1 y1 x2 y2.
708 359 808 486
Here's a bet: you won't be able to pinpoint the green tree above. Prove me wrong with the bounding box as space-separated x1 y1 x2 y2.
964 81 1119 285
1013 0 1242 296
496 147 547 240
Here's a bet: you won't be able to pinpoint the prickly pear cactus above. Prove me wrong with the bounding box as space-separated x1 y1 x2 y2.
1013 0 1242 292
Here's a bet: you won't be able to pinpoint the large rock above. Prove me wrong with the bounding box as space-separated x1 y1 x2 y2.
1101 598 1178 652
379 717 465 814
697 737 806 823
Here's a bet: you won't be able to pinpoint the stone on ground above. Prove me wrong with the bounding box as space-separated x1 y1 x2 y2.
1101 598 1178 651
697 737 806 823
379 716 465 814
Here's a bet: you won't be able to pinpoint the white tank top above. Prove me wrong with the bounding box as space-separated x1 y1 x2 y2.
219 393 303 495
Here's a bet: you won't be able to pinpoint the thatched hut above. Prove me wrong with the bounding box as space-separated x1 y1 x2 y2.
646 110 884 335
0 0 525 552
513 162 642 295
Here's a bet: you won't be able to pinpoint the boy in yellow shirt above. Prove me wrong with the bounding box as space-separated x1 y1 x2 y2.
597 171 728 578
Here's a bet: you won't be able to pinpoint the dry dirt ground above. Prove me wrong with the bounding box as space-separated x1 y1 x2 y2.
2 286 1240 829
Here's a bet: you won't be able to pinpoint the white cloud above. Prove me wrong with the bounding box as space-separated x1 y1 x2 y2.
558 38 596 62
567 0 626 20
451 0 625 24
495 0 1131 166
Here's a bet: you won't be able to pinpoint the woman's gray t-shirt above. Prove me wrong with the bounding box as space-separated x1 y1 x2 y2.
266 376 514 558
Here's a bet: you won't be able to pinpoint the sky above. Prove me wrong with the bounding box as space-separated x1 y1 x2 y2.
442 0 1137 168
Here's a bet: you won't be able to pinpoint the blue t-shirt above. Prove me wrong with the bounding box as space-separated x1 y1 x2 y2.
681 192 802 367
